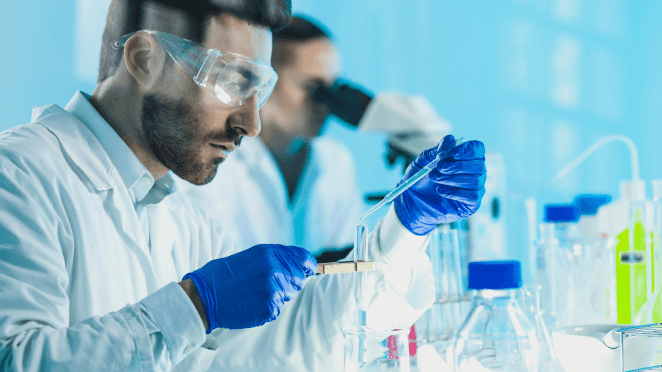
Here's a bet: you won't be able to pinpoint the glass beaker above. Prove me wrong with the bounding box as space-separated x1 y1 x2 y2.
537 226 616 328
343 326 410 372
414 225 466 353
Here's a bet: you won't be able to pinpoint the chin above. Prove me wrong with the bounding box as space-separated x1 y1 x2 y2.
177 160 222 186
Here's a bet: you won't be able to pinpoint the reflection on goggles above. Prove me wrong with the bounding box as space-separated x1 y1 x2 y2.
114 30 278 109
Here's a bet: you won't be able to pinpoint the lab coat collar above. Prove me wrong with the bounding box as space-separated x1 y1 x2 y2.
31 103 114 192
64 91 156 204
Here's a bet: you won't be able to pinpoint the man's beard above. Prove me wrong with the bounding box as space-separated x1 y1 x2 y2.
141 93 238 185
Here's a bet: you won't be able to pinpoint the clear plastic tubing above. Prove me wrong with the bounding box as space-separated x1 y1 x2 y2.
354 224 369 367
359 137 466 220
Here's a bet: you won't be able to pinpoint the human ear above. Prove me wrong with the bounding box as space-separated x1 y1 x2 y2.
123 33 166 89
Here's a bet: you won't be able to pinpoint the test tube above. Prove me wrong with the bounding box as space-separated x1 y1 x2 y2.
355 224 369 318
354 224 369 367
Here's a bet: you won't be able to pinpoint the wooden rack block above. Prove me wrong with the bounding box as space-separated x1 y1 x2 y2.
316 261 375 275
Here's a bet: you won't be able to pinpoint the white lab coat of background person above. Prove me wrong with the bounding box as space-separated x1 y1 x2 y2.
0 93 435 372
178 134 363 256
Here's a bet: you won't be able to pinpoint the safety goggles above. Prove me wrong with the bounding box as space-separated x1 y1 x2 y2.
114 30 278 109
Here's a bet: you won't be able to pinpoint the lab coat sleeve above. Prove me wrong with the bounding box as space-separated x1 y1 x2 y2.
207 204 435 372
0 167 206 371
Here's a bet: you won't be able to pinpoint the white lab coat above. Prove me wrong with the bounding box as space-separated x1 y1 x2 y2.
178 135 363 256
0 94 435 372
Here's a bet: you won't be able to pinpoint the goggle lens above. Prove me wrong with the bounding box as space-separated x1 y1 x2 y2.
213 60 276 109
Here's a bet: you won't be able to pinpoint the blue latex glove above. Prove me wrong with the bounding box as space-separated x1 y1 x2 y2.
394 135 487 236
183 244 318 332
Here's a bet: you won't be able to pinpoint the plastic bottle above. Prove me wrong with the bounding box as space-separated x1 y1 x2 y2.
543 203 580 242
536 203 580 328
573 194 612 237
453 260 540 372
597 180 653 324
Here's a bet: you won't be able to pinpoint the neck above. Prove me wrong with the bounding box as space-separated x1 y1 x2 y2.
259 122 310 199
89 82 170 180
260 123 308 163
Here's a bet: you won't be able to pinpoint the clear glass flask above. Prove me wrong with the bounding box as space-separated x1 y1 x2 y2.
453 260 540 372
519 285 565 372
343 326 411 372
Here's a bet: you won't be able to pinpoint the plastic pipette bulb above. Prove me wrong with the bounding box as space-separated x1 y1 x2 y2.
359 137 466 220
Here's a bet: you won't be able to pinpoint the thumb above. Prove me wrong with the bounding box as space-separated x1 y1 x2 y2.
438 134 456 154
411 134 456 170
287 246 318 276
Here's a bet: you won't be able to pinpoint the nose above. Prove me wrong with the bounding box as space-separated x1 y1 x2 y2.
233 94 261 138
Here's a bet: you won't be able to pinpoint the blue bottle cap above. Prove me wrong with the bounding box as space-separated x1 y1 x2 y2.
468 260 522 290
543 203 580 223
573 194 612 216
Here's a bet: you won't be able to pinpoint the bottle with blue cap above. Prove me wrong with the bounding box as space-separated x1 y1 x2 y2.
543 203 581 242
573 194 612 237
536 203 581 328
453 260 541 371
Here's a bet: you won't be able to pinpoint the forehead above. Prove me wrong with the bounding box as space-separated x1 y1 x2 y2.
281 38 340 83
204 13 272 65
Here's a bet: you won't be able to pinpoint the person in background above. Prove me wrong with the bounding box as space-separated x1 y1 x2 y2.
0 1 487 371
180 16 362 262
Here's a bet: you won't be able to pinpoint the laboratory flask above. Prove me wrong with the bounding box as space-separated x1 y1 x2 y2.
519 285 565 372
414 225 467 353
343 326 411 372
453 260 540 372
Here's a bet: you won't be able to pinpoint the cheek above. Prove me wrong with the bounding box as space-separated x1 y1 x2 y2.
278 85 309 122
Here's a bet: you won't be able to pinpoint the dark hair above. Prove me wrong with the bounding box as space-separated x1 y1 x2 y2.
97 0 292 83
271 15 332 70
273 15 332 42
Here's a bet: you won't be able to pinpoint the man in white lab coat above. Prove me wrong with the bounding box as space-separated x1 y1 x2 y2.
0 1 487 372
180 16 361 260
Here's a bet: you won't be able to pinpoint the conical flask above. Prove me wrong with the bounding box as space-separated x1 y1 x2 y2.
519 285 565 372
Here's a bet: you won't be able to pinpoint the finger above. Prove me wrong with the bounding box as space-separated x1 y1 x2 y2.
268 296 284 322
436 185 486 206
430 172 487 190
288 268 306 291
438 134 456 153
433 159 486 175
273 273 299 302
411 135 456 169
451 140 485 160
286 246 318 276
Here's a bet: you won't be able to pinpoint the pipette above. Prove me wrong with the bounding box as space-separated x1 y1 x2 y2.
359 137 466 220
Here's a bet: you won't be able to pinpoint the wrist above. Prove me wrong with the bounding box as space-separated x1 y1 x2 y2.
179 278 208 331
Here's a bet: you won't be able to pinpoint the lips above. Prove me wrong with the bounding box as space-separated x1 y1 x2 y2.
210 143 233 157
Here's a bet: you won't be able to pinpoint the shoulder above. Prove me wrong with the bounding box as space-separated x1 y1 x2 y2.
0 123 66 179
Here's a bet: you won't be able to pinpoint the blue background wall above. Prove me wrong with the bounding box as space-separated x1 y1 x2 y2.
2 0 662 278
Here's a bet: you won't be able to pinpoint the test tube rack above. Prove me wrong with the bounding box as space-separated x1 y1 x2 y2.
316 261 375 275
619 323 662 372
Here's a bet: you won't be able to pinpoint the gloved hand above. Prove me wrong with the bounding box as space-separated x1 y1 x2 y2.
183 244 317 332
394 135 486 236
